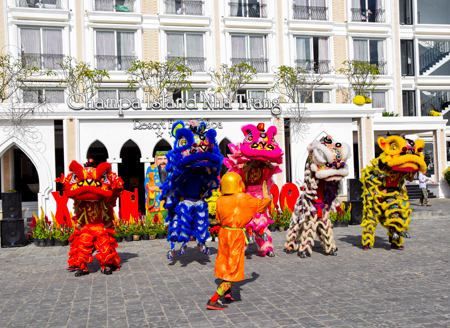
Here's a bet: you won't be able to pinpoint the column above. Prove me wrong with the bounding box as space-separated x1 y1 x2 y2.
357 115 375 170
65 118 77 174
108 159 122 217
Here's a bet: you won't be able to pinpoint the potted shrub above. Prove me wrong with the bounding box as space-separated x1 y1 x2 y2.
112 215 123 242
30 213 47 247
141 216 152 240
281 206 292 230
268 208 278 232
209 225 220 242
132 218 141 241
122 220 133 242
53 221 71 247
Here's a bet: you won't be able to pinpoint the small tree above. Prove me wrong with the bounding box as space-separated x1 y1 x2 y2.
207 62 257 102
271 65 327 104
127 59 193 101
338 60 380 101
57 57 109 103
1 53 55 150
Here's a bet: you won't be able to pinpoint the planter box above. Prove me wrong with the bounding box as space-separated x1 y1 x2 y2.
55 239 69 246
141 235 149 240
149 235 156 240
268 225 277 232
157 233 165 239
115 236 123 243
124 235 133 242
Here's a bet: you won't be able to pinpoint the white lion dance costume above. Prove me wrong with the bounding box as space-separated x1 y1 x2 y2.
285 136 351 258
224 123 283 257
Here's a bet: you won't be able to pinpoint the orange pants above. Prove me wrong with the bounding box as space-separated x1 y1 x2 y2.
68 224 120 271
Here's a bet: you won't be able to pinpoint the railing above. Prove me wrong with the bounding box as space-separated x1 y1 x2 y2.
295 60 331 74
231 58 268 73
21 53 64 69
293 5 328 21
229 2 267 18
95 0 134 12
164 0 203 15
16 0 62 9
167 56 206 72
95 55 137 70
351 8 385 23
355 60 387 75
421 91 450 116
419 41 450 75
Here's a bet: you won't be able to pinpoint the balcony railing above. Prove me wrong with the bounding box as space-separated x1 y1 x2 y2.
356 60 387 75
351 8 385 23
95 0 135 12
167 56 206 72
295 60 331 74
21 53 64 69
293 5 328 21
231 58 268 73
95 55 137 70
16 0 62 9
229 2 267 18
164 0 203 15
421 91 450 117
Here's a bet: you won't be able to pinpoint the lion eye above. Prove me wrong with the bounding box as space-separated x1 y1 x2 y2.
101 172 109 184
390 142 399 151
70 173 78 184
178 138 188 147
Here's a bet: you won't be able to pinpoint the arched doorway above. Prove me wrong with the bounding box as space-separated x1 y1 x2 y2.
152 139 172 159
86 140 109 166
219 138 233 177
119 140 145 214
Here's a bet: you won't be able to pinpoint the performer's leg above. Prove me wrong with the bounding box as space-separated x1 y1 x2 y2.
384 195 409 249
168 202 194 258
94 228 121 274
255 225 274 257
70 228 95 276
298 215 318 258
206 281 235 310
317 214 337 255
361 215 378 250
285 212 302 254
191 201 211 255
67 229 82 271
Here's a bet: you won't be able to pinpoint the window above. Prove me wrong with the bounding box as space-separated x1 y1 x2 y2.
420 90 450 116
446 141 450 161
353 38 387 74
295 36 330 74
20 28 63 69
164 0 203 15
399 0 413 24
16 0 62 9
299 90 330 103
23 89 64 103
402 90 416 116
173 89 206 102
417 0 450 25
351 0 385 23
229 0 267 18
418 40 450 76
98 89 137 100
231 35 268 73
401 40 414 76
166 33 205 72
235 90 266 103
371 91 386 108
95 0 135 12
95 31 136 70
293 0 328 21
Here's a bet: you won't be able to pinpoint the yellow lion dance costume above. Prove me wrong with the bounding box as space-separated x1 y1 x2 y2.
361 135 427 250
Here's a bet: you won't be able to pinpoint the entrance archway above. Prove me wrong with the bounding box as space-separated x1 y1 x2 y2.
86 140 109 166
152 139 172 159
219 138 233 177
119 140 145 213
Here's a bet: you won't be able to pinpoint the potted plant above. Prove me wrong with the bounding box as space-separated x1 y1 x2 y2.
30 212 47 247
268 208 278 232
141 216 151 240
122 220 133 242
281 206 292 230
209 225 220 242
112 215 123 242
132 217 141 241
53 221 71 246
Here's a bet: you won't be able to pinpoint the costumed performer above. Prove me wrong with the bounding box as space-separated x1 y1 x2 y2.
285 135 351 258
56 159 124 276
161 120 223 259
360 135 426 250
207 172 271 310
224 123 283 257
145 150 169 220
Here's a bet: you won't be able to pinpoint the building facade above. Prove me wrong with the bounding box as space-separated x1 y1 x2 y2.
0 0 448 216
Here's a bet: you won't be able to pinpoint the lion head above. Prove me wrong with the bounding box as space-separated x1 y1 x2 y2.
308 136 351 181
56 159 124 201
239 123 283 164
377 136 426 173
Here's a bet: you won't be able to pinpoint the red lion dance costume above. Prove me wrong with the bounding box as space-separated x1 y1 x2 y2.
224 123 283 257
56 159 124 277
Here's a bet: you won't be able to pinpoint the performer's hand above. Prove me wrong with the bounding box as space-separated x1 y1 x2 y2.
265 162 274 170
179 196 185 202
262 181 272 200
205 166 211 174
149 186 157 192
75 223 82 230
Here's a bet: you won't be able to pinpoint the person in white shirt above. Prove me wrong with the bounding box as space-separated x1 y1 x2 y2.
418 170 436 206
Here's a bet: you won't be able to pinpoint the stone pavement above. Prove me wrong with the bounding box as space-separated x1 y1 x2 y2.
1 215 450 328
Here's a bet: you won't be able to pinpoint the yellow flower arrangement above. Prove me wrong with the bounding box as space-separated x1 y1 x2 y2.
430 110 442 116
353 95 365 105
364 96 372 103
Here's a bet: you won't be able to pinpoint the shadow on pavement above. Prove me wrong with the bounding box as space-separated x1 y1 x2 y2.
167 244 217 267
215 272 260 302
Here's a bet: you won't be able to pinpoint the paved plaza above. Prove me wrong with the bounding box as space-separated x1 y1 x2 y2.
1 200 450 328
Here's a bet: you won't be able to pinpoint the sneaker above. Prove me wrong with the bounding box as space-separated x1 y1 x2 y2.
67 265 79 271
101 267 112 275
390 244 404 250
206 299 228 310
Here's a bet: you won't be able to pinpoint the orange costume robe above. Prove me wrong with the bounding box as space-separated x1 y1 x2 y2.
215 193 270 282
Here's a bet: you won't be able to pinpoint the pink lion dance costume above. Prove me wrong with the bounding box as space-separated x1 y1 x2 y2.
224 123 283 257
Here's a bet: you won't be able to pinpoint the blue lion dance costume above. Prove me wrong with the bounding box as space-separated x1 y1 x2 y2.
161 120 223 259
